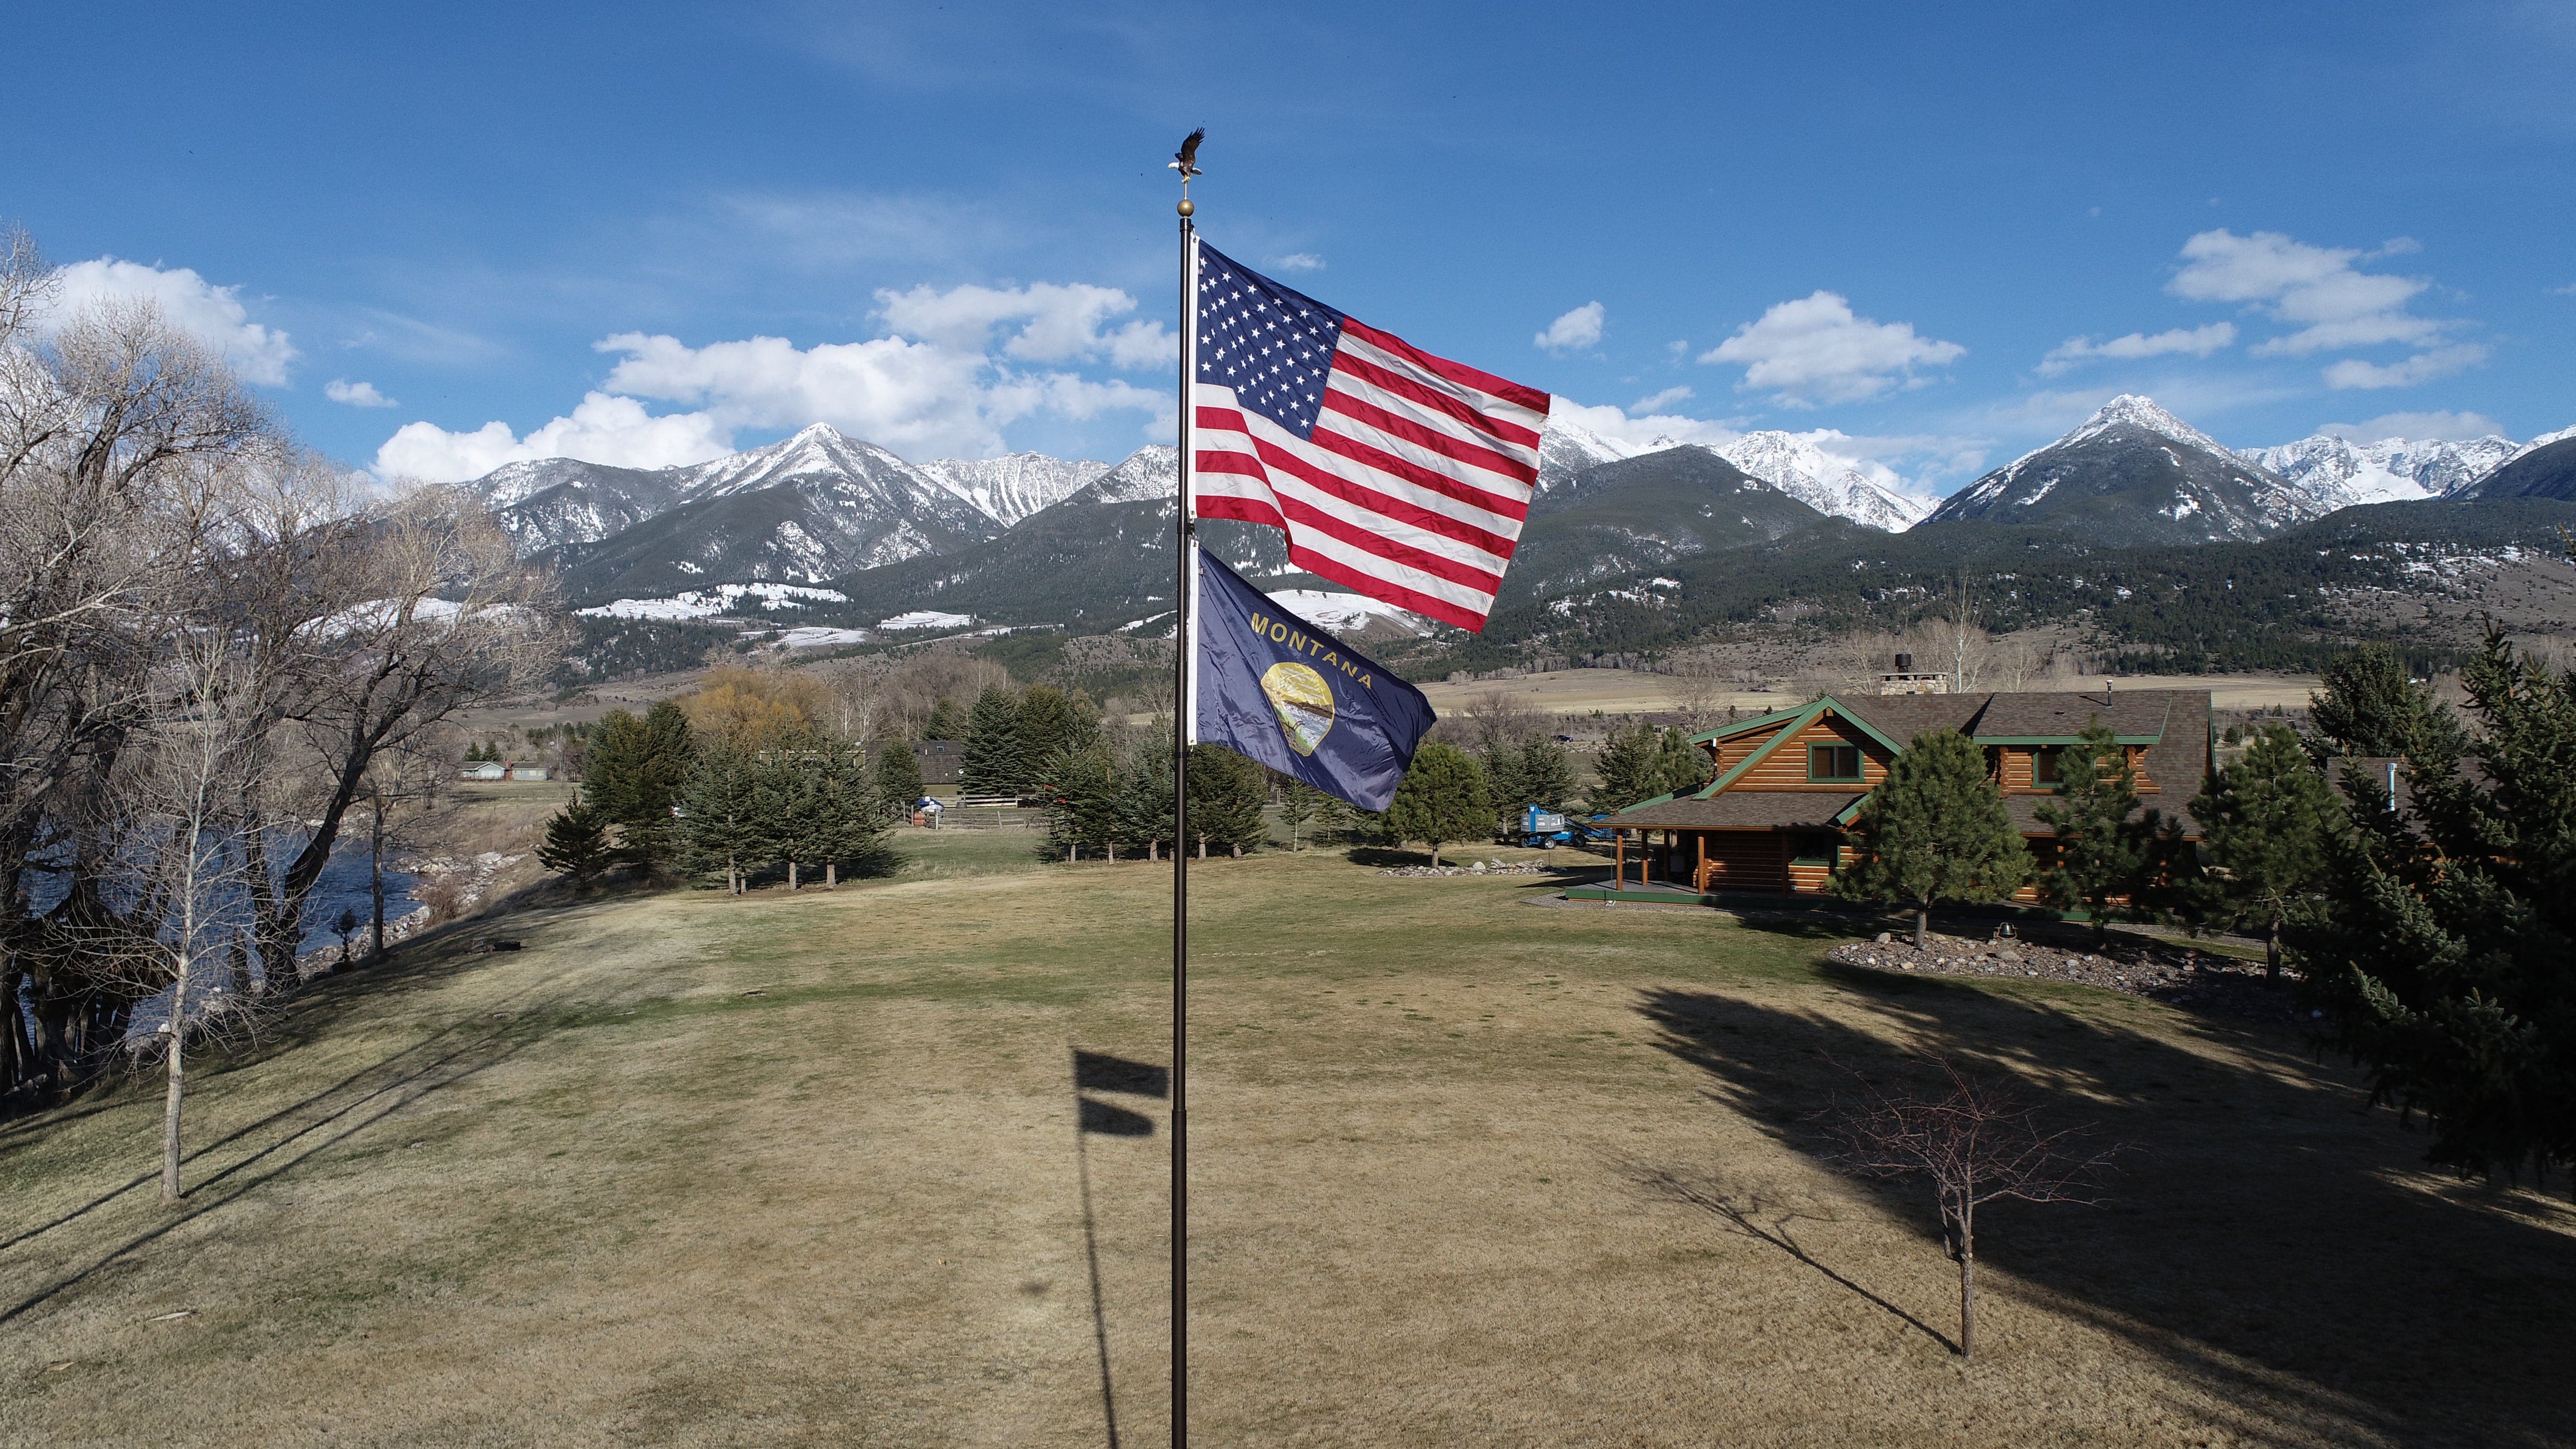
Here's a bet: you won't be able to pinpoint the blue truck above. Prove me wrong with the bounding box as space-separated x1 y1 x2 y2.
1515 805 1612 849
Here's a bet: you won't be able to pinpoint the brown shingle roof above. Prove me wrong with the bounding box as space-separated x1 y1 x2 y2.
1618 792 1866 830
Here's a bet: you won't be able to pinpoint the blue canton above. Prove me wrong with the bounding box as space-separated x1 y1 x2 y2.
1196 244 1345 440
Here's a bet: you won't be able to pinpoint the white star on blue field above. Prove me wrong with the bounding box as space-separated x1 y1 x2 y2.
4 1 2568 485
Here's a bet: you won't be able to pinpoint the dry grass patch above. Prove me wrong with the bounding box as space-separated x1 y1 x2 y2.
0 837 2568 1448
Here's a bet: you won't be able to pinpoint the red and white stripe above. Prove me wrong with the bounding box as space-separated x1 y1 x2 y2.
1191 318 1550 632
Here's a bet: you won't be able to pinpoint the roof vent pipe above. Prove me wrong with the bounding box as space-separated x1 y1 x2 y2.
1893 652 1912 673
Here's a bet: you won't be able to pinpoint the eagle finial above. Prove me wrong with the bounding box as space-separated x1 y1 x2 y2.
1169 128 1205 179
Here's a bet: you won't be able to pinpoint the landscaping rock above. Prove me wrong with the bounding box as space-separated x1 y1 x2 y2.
1827 929 2299 1026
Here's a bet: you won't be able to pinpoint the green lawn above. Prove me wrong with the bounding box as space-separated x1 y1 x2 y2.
0 833 2568 1448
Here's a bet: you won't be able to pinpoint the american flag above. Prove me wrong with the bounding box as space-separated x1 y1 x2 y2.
1189 242 1550 632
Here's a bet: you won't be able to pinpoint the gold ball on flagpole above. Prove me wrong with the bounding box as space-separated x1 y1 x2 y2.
1177 198 1195 217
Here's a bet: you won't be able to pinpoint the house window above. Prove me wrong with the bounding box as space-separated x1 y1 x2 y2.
2031 747 2064 786
1789 835 1839 868
1808 744 1862 782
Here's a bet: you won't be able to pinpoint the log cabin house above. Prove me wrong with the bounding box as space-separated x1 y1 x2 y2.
1585 685 2212 903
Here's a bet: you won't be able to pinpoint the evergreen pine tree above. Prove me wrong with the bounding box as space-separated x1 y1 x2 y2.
587 701 699 867
1184 744 1267 858
760 751 823 890
1518 738 1578 812
1115 732 1176 860
1650 726 1712 799
2185 723 2344 978
2309 643 2465 761
1041 743 1121 861
1835 729 2029 948
677 740 768 894
1588 723 1661 813
1312 790 1354 847
1388 742 1492 868
874 738 925 821
814 744 895 884
1017 686 1099 777
537 799 614 889
1479 740 1532 835
923 695 968 742
2035 719 2153 946
961 684 1027 796
1277 775 1321 851
2286 627 2576 1181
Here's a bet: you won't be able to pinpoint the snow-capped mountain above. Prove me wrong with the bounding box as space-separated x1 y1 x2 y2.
1715 432 1934 531
1534 414 1642 492
2463 429 2576 501
1066 445 1177 506
1927 395 2313 544
2239 433 2517 508
918 452 1108 526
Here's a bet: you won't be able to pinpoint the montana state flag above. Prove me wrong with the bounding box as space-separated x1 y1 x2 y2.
1187 547 1435 813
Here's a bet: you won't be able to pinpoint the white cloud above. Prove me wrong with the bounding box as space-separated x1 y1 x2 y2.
2039 322 2235 376
48 258 298 386
1702 291 1964 407
2320 410 2507 443
1535 302 1605 354
872 282 1172 370
2322 344 2491 391
1548 396 1737 450
2549 282 2576 297
325 378 396 408
1273 253 1326 273
374 279 1174 482
2168 228 2462 364
375 392 734 481
1630 385 1694 413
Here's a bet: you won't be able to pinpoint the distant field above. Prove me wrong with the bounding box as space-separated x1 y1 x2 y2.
1 835 2567 1447
1417 668 2323 721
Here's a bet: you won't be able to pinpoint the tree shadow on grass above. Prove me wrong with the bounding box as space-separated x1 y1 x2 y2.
0 895 614 1309
0 1018 538 1327
1635 968 2576 1449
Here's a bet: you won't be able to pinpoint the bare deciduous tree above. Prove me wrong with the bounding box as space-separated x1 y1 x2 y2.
1820 1055 2125 1359
1663 646 1731 732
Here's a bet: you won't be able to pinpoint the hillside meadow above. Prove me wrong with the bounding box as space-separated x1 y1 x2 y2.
1 833 2569 1448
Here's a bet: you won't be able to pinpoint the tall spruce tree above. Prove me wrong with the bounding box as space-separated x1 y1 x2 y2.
2287 627 2576 1182
761 752 823 890
1277 775 1321 851
923 696 967 741
2035 719 2153 946
874 738 925 821
585 701 698 868
1588 723 1662 813
1184 744 1268 858
677 740 768 894
1389 742 1492 868
1518 737 1579 812
1017 686 1098 775
1650 727 1712 799
1835 728 2029 948
2309 643 2465 761
961 684 1027 797
2186 723 2344 979
1042 743 1121 861
1116 732 1176 860
814 744 894 885
537 799 614 889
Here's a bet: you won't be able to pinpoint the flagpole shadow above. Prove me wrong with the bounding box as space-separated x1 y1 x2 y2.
1071 1048 1167 1449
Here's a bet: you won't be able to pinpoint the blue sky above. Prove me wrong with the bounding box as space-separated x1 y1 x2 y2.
6 1 2569 494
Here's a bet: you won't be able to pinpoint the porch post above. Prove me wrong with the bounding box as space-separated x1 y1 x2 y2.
1615 830 1626 891
1696 832 1706 893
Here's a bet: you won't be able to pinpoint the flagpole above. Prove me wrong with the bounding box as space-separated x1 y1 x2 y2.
1170 160 1197 1449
